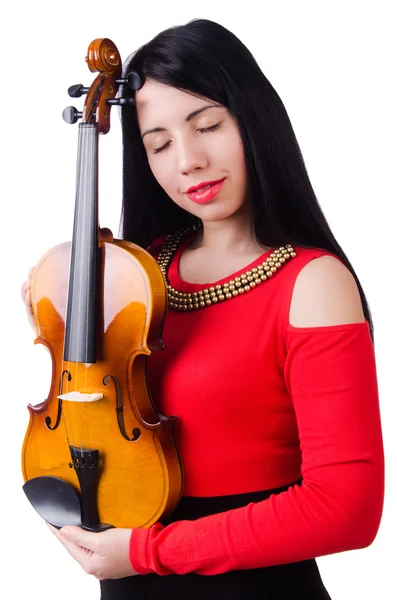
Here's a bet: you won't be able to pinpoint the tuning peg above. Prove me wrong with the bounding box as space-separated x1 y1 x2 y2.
62 106 83 124
114 71 143 91
68 84 90 98
106 97 135 106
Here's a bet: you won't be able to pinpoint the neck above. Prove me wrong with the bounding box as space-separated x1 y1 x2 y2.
193 209 267 256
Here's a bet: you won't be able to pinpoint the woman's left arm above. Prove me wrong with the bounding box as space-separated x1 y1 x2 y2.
128 256 385 576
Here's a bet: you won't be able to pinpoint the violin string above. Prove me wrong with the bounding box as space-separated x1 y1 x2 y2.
81 123 94 458
77 123 87 457
72 122 85 460
84 123 93 458
64 121 85 465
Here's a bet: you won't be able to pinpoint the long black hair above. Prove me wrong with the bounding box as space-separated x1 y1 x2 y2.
119 18 374 341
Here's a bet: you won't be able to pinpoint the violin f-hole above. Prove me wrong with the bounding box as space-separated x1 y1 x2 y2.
103 374 141 442
45 370 71 431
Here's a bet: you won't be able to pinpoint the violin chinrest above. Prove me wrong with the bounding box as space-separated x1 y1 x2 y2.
23 476 82 529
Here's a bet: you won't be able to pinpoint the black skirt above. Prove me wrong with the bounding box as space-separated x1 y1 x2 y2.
100 479 332 600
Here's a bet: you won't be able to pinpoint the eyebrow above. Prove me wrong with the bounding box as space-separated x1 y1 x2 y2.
141 104 223 139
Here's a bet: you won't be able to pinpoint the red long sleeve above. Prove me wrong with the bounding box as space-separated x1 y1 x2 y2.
129 320 384 575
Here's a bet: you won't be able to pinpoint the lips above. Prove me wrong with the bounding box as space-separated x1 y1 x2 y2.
186 178 225 193
186 178 226 204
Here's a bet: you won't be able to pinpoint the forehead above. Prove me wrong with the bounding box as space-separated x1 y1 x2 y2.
136 80 212 121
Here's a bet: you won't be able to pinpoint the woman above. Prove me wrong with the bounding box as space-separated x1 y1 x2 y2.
21 18 384 600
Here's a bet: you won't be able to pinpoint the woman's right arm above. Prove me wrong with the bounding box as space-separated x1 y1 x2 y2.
20 267 36 333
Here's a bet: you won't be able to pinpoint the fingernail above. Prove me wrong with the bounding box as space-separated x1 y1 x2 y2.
60 528 70 538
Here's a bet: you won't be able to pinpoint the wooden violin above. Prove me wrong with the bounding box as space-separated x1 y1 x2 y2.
21 38 183 531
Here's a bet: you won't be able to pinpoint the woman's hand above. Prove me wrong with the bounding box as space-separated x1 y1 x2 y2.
46 523 139 580
20 267 36 333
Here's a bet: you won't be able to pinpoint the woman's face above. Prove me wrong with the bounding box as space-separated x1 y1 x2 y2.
135 80 249 223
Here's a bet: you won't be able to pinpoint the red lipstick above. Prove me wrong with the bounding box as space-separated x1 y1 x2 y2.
186 178 225 193
185 178 226 204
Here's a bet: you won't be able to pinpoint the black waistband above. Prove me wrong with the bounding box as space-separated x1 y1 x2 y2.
161 478 303 525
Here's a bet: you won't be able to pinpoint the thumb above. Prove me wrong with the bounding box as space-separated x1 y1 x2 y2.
60 525 99 550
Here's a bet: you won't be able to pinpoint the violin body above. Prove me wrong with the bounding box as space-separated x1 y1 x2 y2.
22 234 183 529
21 39 184 530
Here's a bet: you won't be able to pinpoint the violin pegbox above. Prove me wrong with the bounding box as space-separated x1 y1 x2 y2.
62 38 143 133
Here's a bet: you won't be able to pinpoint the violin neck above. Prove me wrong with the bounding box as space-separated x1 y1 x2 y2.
64 123 99 364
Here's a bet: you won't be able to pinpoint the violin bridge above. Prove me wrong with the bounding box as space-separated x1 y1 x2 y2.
57 392 104 403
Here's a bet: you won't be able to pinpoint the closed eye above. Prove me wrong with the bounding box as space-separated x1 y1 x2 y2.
153 123 221 155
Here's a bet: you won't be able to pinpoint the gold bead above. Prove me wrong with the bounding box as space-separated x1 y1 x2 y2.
158 229 296 311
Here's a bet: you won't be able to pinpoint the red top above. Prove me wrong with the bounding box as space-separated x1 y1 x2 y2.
129 230 384 575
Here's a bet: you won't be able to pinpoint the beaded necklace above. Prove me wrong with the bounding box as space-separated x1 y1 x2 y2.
156 228 297 311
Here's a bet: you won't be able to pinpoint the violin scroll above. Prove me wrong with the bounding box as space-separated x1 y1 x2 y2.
62 38 144 132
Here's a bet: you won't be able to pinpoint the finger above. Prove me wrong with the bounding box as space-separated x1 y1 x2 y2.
47 524 94 567
24 289 33 314
21 280 28 291
21 283 26 302
46 522 58 532
28 267 35 280
60 525 101 553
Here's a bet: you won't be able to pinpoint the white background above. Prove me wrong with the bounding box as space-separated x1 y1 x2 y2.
2 1 395 598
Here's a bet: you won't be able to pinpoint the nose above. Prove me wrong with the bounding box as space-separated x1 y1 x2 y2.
176 136 208 176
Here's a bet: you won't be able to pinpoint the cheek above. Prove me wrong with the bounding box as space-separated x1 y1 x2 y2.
147 155 187 209
147 156 174 192
215 128 246 180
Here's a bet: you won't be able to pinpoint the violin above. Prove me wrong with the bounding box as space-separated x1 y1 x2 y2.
21 38 183 531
